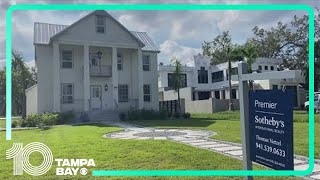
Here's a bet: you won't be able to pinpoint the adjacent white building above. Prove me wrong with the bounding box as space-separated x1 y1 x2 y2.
159 54 306 108
26 10 160 115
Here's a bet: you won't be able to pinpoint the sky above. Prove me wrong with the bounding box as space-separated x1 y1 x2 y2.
0 0 319 67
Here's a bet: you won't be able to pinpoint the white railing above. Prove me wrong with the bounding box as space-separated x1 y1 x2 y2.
90 65 112 77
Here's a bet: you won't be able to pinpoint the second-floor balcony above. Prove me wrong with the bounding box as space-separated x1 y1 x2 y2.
90 65 112 77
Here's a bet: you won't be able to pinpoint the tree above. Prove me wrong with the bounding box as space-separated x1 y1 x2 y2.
202 31 234 64
202 31 245 111
249 11 320 90
171 57 182 113
7 51 37 117
0 69 5 115
239 41 259 73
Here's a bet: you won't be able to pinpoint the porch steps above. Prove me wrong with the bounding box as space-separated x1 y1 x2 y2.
89 110 120 122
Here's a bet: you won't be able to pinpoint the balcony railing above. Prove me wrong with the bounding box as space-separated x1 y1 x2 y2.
90 65 112 77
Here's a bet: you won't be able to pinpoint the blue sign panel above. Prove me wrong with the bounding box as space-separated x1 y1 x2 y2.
249 90 294 170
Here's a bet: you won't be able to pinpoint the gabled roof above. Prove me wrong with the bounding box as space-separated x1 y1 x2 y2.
34 11 160 52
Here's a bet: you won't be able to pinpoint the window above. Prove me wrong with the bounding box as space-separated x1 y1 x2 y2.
272 85 278 90
198 67 208 84
214 91 220 99
168 73 187 88
226 68 238 80
265 66 268 70
212 71 224 83
270 66 274 71
143 55 150 71
143 84 151 102
258 65 262 71
198 91 210 100
231 89 237 99
96 15 106 33
61 83 73 104
89 53 100 66
118 84 128 102
61 50 73 68
117 54 123 70
222 90 226 99
91 86 101 98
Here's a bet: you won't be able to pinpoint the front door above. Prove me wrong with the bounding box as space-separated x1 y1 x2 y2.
90 85 102 110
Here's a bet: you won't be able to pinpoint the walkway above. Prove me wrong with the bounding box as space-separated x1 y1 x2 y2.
103 121 320 180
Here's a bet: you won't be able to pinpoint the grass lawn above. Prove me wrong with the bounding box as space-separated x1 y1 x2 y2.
0 119 5 127
131 111 320 159
0 124 300 180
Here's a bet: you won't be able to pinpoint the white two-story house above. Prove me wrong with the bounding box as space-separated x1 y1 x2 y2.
26 10 160 116
159 54 306 109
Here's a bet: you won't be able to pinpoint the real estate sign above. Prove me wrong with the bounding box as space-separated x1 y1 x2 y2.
249 89 294 170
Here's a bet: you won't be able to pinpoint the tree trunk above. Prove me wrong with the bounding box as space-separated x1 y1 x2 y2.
0 96 5 116
177 88 181 114
21 95 26 118
228 59 234 111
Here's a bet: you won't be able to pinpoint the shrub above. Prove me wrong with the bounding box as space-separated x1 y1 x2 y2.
119 112 127 121
127 108 170 120
19 119 28 127
56 111 74 124
11 120 18 128
127 109 141 120
159 110 168 119
21 111 75 128
80 112 90 122
167 111 173 118
23 114 41 127
173 112 181 118
140 108 156 120
41 113 58 126
182 113 191 119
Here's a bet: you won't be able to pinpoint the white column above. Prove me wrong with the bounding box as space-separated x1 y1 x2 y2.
83 44 90 111
194 91 199 100
296 85 300 108
220 90 224 99
52 42 60 112
211 91 215 99
138 49 144 109
112 47 118 110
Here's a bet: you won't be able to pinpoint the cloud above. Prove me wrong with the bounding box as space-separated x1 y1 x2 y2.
0 59 5 68
159 40 202 65
25 60 35 69
0 0 319 63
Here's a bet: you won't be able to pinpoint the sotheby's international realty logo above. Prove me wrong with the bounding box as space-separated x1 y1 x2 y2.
6 142 95 176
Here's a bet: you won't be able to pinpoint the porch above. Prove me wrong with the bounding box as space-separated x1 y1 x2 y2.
53 41 145 113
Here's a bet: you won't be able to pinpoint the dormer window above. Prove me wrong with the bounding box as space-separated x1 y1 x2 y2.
96 15 106 33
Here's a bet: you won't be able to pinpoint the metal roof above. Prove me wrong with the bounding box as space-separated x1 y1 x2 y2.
130 31 160 52
34 22 67 45
34 22 160 52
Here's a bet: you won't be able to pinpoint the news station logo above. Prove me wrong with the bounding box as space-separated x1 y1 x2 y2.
6 142 95 176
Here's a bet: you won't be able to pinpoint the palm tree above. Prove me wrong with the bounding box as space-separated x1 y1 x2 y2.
241 42 259 73
226 48 234 111
171 57 182 114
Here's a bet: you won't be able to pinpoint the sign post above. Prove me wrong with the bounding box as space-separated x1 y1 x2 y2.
234 62 300 179
238 62 253 180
